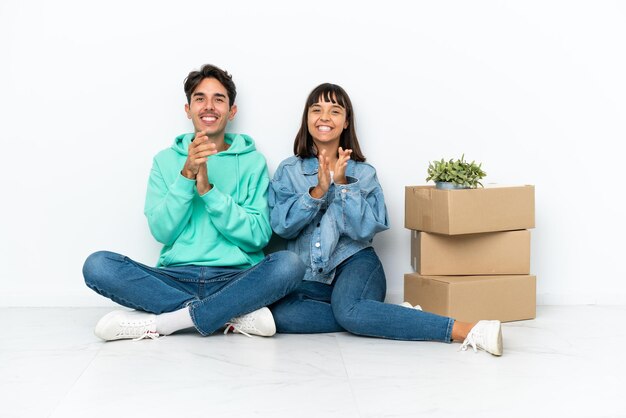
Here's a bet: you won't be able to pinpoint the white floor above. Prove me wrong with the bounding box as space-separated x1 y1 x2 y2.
1 306 625 418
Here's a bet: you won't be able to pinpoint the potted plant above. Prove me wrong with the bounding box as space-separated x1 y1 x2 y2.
426 154 486 190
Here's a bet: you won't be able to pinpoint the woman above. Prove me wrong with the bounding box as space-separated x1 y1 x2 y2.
269 83 502 355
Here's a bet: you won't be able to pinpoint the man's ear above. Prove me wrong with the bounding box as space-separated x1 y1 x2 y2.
228 104 238 121
185 103 191 119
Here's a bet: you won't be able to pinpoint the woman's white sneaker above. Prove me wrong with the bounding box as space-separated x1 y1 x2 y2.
94 310 159 341
399 301 423 311
460 320 503 356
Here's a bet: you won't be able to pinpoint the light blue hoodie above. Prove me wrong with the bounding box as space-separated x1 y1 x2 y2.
144 133 272 268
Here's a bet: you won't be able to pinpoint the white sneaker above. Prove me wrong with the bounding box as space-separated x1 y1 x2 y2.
399 301 423 311
94 310 160 341
224 307 276 337
460 320 503 356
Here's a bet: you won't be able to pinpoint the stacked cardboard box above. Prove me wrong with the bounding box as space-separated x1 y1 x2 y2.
403 185 536 323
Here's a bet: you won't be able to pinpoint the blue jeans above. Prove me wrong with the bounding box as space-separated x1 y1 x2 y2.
83 250 305 336
270 248 454 342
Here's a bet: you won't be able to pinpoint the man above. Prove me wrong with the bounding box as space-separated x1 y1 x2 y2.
83 64 304 341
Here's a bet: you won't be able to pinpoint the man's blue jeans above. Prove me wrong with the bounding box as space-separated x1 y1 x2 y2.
83 250 305 336
270 248 454 342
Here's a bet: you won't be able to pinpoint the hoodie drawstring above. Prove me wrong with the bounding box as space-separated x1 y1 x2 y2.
236 154 240 201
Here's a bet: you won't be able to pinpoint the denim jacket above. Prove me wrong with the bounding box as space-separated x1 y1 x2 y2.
269 156 389 284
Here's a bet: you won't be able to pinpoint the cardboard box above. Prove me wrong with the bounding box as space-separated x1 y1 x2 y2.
411 230 531 275
405 185 535 235
404 273 536 323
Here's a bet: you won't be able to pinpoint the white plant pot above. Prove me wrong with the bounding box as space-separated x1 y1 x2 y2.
435 181 469 190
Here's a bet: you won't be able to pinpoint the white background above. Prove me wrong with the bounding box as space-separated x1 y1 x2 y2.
1 0 625 306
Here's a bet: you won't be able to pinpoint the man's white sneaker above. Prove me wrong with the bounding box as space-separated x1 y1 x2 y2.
400 301 423 311
94 310 160 341
460 320 503 356
224 307 276 337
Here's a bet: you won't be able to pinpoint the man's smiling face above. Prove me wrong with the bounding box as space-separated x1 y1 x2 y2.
185 77 237 137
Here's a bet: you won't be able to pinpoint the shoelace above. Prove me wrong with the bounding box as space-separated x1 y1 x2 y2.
132 331 161 342
460 329 483 353
224 323 252 338
223 316 256 338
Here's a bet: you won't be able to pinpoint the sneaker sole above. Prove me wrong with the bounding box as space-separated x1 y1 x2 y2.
493 322 503 356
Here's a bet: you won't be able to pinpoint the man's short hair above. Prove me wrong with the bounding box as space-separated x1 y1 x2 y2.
184 64 237 107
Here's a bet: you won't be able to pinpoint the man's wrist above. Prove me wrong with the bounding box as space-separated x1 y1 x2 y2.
198 183 213 196
181 168 196 179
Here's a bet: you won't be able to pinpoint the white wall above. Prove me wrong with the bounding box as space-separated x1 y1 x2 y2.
1 0 625 306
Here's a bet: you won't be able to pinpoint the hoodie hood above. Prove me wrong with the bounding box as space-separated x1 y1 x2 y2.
171 132 257 156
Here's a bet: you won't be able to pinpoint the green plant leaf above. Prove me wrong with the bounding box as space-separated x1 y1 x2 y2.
425 154 486 188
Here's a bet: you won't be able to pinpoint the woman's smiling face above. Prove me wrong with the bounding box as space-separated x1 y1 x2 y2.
307 96 349 146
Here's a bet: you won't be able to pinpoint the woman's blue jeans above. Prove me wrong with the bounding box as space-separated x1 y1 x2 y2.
83 250 305 336
270 248 454 342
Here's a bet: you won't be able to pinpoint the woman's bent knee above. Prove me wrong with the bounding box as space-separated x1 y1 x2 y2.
331 299 366 335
